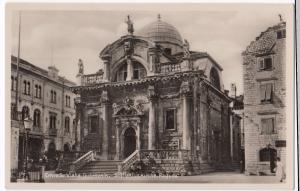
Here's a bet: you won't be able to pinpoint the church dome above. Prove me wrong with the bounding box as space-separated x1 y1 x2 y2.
137 16 183 46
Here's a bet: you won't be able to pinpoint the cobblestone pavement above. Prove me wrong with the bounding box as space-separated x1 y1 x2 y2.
44 171 283 184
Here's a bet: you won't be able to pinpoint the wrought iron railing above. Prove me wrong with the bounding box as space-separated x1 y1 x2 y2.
69 150 95 173
82 73 103 85
48 128 57 136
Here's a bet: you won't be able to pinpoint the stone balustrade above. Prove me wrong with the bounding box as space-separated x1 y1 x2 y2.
82 73 103 85
120 150 140 172
140 149 190 160
69 150 95 173
160 63 181 73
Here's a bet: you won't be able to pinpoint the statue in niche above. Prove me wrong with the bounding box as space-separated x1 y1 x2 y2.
78 59 84 74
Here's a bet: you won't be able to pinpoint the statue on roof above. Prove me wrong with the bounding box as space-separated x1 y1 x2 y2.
183 39 191 59
125 15 134 35
78 59 84 74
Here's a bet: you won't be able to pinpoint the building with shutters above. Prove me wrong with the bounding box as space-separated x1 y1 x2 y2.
72 15 232 174
10 55 78 171
242 20 286 175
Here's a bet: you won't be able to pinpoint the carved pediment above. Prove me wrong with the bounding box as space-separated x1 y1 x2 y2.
113 97 144 116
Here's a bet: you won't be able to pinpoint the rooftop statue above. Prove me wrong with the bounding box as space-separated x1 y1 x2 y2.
125 15 134 35
78 59 84 74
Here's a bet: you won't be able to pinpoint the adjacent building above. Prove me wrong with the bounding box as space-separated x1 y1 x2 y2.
242 20 286 175
11 56 78 170
72 15 232 174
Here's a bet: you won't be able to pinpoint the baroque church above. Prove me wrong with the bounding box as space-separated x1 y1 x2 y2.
72 15 232 174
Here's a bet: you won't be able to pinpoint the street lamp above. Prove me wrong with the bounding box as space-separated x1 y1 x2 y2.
23 116 32 181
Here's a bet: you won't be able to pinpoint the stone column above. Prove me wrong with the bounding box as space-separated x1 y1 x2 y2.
148 85 157 150
180 81 191 150
115 118 121 160
101 54 111 81
126 57 133 81
101 90 109 159
136 118 141 150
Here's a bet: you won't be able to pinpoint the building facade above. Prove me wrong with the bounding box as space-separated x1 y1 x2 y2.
73 16 232 173
11 56 78 170
242 21 286 175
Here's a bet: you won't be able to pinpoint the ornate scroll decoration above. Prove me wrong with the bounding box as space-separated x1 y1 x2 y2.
180 81 192 96
100 90 109 104
147 85 159 101
113 97 144 116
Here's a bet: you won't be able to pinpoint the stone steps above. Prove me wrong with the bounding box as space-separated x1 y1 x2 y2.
76 160 120 175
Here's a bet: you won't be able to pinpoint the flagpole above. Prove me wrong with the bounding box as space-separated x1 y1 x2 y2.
14 11 21 113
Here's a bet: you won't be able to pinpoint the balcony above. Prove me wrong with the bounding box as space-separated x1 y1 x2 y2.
82 73 103 85
160 63 181 74
49 128 57 136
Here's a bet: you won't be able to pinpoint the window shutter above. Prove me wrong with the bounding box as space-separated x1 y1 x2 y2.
266 83 273 101
264 58 272 70
260 84 266 101
259 60 264 70
261 119 267 134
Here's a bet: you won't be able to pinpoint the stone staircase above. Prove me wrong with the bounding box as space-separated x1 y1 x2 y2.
76 160 121 175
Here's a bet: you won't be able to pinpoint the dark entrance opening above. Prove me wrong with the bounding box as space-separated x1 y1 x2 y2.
64 144 71 152
123 127 136 158
47 142 57 170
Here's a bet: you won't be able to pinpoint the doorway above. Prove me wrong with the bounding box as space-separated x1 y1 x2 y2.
123 127 136 158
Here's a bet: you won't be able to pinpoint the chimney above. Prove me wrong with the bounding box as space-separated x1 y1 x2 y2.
48 65 59 79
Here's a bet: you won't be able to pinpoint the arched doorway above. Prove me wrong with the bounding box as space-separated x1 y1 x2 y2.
123 127 136 158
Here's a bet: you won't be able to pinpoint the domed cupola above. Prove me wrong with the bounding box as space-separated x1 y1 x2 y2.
137 14 184 54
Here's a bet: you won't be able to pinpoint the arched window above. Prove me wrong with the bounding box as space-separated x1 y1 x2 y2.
23 80 27 94
35 85 38 98
115 62 146 82
22 106 30 120
210 68 220 90
259 147 277 161
33 109 41 127
11 76 14 90
27 81 31 95
132 62 146 80
38 86 42 98
65 116 70 133
116 64 127 82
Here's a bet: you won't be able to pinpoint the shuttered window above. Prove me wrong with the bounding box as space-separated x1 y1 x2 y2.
261 118 275 134
260 83 273 103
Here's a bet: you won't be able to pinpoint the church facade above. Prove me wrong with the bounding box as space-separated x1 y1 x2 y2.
73 16 232 173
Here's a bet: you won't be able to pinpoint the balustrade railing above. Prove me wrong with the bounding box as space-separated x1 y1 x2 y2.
160 63 181 73
140 149 190 160
120 150 140 172
69 150 95 173
48 128 57 136
82 73 103 85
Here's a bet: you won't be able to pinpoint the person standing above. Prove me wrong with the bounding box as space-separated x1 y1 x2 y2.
275 157 286 182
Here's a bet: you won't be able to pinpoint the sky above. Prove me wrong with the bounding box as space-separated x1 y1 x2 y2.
10 8 286 95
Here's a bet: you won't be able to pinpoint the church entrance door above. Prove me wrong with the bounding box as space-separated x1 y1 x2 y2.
123 127 136 158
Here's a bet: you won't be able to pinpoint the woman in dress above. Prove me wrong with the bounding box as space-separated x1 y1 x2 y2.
275 157 286 182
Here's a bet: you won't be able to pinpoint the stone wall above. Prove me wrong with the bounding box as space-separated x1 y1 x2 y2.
243 22 286 175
